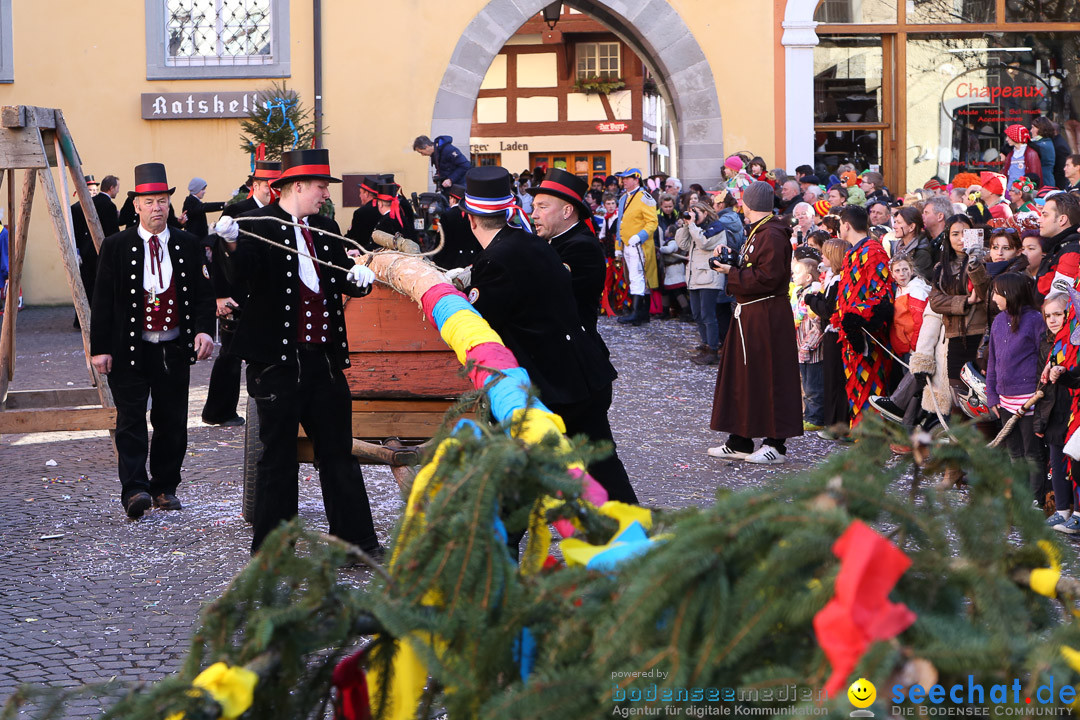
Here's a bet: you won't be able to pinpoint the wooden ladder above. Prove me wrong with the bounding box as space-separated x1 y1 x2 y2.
0 105 116 438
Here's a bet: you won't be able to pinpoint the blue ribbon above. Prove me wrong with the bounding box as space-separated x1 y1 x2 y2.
263 97 299 149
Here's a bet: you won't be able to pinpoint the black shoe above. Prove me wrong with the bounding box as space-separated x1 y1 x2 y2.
868 395 904 425
617 297 641 324
364 544 386 564
153 493 182 511
205 415 244 427
125 491 152 519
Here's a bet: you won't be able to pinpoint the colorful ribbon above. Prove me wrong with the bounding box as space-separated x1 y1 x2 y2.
464 193 533 233
263 96 299 149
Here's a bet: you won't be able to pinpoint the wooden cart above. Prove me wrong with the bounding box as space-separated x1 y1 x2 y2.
241 284 473 522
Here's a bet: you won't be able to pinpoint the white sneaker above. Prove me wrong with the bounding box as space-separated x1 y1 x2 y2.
707 444 749 461
745 445 786 465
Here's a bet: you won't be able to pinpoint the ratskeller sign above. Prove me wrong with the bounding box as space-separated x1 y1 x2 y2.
141 92 266 120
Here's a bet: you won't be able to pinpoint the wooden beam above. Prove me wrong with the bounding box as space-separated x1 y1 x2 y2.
0 406 116 434
3 388 103 409
55 112 104 251
0 169 37 403
1 105 57 130
37 166 97 392
0 127 50 170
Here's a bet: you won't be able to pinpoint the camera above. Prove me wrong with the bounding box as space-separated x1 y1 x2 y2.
680 211 693 221
709 245 739 269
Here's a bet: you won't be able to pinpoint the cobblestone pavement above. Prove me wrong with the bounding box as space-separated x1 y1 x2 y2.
0 306 837 716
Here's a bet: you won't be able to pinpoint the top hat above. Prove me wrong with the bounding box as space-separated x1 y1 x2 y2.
526 167 591 221
252 160 282 182
375 183 400 202
448 184 466 201
128 163 175 198
84 174 98 186
463 167 515 216
271 148 341 188
359 176 381 195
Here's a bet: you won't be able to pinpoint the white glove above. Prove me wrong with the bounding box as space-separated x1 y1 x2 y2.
614 249 623 259
347 264 376 289
214 216 239 242
627 236 641 247
445 266 472 291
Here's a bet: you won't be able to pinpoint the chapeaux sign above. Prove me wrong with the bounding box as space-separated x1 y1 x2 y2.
141 91 267 120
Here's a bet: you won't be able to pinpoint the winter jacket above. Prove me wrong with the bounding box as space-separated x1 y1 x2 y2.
1053 134 1072 189
1036 225 1080 298
432 136 471 186
910 304 953 417
929 257 990 339
1034 331 1080 444
1003 145 1043 186
1031 137 1056 191
716 208 746 247
985 306 1044 408
675 219 727 291
890 276 930 354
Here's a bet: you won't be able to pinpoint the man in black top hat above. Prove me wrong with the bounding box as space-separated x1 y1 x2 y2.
462 167 631 502
200 159 282 427
72 174 121 313
90 162 216 520
214 148 382 557
345 176 382 252
431 184 482 270
527 167 638 504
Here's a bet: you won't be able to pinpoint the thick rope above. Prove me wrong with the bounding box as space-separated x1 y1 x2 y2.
235 227 356 274
235 213 447 260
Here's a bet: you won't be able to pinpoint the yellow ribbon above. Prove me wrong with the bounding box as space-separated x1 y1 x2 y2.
165 662 258 720
439 308 504 364
1030 540 1062 599
560 501 655 569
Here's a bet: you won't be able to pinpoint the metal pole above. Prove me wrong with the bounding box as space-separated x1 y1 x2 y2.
313 0 323 147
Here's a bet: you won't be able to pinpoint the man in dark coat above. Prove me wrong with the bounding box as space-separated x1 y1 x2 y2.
413 134 471 191
345 176 382 252
90 163 216 519
527 167 637 504
215 148 382 557
182 177 227 267
200 159 281 426
462 167 631 503
431 185 482 270
72 174 120 312
708 181 803 464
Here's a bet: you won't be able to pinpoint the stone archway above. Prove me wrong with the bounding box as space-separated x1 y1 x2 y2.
431 0 724 188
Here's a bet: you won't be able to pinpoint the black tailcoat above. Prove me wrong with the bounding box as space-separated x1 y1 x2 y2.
346 202 381 252
90 226 216 369
468 226 615 407
548 221 610 360
182 195 226 239
431 206 482 270
220 203 364 370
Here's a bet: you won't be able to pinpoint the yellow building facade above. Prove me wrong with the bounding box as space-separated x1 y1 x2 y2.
1 0 795 304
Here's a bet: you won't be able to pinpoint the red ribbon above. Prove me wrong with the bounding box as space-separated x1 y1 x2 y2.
134 183 169 194
536 179 584 202
278 164 332 181
147 234 163 283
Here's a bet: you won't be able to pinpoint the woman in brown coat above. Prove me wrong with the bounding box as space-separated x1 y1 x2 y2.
707 182 803 464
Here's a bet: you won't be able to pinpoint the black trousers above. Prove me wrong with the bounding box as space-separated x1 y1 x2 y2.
549 384 638 505
109 341 190 505
1002 410 1049 504
821 332 849 428
246 345 377 554
201 325 242 422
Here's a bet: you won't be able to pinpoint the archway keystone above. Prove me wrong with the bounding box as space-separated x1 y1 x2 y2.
432 0 725 188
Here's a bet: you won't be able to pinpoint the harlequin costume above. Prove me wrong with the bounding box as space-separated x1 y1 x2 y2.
832 236 894 425
598 206 629 316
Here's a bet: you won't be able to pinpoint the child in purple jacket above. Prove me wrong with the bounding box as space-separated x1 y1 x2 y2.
987 272 1048 505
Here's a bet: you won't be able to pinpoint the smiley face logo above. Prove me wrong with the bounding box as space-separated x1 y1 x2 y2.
847 678 876 709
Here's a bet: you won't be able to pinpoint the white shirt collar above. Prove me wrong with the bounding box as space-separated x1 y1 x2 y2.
137 224 169 244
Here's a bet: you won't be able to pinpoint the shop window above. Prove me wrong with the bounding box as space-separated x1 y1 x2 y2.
576 42 620 80
146 0 290 80
1006 0 1080 22
814 0 896 24
530 152 610 183
907 0 994 23
906 33 1079 187
814 37 883 124
0 0 11 84
472 153 502 167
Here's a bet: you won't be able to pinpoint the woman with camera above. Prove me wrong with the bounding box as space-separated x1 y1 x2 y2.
675 201 732 365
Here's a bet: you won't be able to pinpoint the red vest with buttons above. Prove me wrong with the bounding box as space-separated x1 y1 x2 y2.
297 281 329 344
143 282 178 332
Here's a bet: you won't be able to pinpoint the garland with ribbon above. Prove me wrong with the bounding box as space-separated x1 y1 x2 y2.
262 96 300 150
